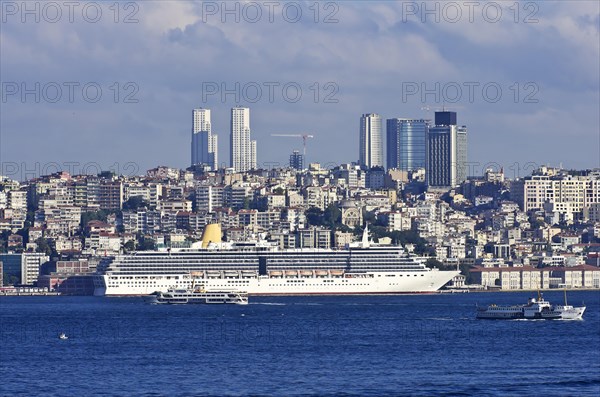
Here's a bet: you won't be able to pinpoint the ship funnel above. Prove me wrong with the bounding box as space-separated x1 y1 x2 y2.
201 223 222 248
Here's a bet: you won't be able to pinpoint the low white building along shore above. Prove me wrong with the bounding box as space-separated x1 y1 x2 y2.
470 265 600 290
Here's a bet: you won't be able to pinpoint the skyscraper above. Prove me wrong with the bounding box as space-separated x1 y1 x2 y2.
386 118 428 171
191 108 218 170
230 107 257 172
359 113 383 169
289 150 304 170
426 111 468 189
455 125 468 183
434 111 457 126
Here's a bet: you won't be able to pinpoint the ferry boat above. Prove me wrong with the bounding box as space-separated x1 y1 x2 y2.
476 291 586 320
94 224 459 296
146 286 248 305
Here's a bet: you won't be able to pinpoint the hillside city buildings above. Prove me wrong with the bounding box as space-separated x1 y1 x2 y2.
0 109 598 294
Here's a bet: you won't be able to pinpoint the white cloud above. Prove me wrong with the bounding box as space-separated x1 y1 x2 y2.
140 1 199 34
1 0 598 172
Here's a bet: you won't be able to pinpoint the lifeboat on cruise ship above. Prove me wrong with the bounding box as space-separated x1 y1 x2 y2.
285 270 298 277
330 270 344 277
206 271 221 278
190 271 204 278
315 270 328 277
269 271 283 278
241 270 256 278
224 271 239 278
300 270 313 277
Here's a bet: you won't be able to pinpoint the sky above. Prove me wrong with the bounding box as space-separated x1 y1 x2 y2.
1 0 599 181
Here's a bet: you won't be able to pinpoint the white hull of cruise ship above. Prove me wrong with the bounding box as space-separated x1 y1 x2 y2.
94 270 458 296
94 225 459 297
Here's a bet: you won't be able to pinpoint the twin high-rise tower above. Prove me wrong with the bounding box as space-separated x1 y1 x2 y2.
191 108 218 170
191 106 257 172
191 106 466 186
230 106 257 172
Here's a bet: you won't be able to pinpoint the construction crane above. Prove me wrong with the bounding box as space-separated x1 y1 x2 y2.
270 133 314 156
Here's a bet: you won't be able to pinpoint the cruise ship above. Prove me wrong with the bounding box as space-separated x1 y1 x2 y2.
93 224 459 296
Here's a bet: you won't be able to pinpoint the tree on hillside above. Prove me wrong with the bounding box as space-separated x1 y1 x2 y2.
137 236 156 251
81 210 110 226
123 240 136 253
306 207 324 226
16 228 29 245
363 209 376 225
35 237 56 257
460 262 475 284
0 230 10 253
425 258 444 269
306 205 346 230
323 204 341 227
123 196 148 211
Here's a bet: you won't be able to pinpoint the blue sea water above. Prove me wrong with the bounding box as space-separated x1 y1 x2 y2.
1 291 599 397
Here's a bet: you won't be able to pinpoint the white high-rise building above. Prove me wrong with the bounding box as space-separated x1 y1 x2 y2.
359 113 383 169
191 108 218 170
230 107 257 172
250 139 257 170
